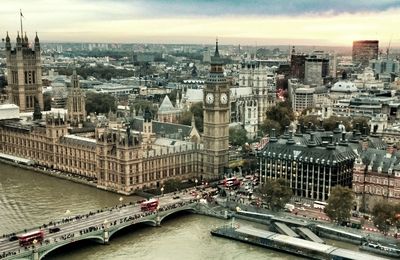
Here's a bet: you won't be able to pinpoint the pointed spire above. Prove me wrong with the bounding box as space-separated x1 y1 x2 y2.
214 37 220 58
5 31 10 42
35 32 39 43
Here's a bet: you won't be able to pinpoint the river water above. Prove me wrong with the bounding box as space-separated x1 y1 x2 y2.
0 162 361 260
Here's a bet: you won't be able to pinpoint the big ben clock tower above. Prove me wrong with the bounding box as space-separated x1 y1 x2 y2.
202 40 230 179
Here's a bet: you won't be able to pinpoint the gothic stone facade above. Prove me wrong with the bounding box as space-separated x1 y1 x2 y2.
0 117 201 195
5 32 43 112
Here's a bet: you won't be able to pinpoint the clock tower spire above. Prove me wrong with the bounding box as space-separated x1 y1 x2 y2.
202 39 230 179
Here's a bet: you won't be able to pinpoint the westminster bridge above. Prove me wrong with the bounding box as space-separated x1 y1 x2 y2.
0 191 228 260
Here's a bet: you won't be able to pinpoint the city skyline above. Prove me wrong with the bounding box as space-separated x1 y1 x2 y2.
2 0 400 46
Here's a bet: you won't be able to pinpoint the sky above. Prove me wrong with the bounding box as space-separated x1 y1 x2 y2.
2 0 400 46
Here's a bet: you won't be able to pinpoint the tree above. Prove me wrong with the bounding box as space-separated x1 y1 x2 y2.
323 116 351 131
351 117 369 132
298 115 320 129
257 178 292 211
163 178 183 193
132 99 157 116
178 102 204 132
260 119 282 135
229 127 248 146
371 200 400 234
324 186 354 224
265 101 295 134
85 92 116 114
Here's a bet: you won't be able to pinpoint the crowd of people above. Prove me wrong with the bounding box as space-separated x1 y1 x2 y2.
0 250 17 259
0 192 204 259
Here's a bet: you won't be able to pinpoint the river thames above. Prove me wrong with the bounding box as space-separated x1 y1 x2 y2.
0 162 361 260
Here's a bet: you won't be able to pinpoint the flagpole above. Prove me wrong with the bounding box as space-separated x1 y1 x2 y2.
20 9 23 37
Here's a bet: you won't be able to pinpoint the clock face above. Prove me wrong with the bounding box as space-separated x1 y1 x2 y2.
220 93 228 104
206 93 214 104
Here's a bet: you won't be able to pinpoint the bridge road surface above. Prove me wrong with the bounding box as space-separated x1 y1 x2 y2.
0 189 202 257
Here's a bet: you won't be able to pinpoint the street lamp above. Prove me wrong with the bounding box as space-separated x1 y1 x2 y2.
195 178 198 187
161 186 164 197
119 197 124 212
103 219 109 229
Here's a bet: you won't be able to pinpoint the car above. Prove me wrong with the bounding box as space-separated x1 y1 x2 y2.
49 227 61 233
8 236 18 242
172 196 180 199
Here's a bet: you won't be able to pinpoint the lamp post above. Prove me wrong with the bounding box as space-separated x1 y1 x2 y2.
195 178 198 188
103 219 110 244
32 239 39 260
119 197 124 212
161 186 164 197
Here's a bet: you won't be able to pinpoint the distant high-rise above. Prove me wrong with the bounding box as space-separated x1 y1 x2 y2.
290 47 307 81
5 32 43 112
352 40 379 68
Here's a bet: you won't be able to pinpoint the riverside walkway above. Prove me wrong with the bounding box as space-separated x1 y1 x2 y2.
0 190 227 260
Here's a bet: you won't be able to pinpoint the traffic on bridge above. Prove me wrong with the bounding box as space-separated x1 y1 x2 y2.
0 187 218 260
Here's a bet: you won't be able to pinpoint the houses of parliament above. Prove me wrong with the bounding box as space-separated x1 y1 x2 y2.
0 32 229 194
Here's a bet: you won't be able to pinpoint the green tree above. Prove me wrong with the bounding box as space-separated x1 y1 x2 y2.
351 117 369 132
257 178 292 211
298 115 320 129
229 127 248 146
265 102 295 134
132 99 158 116
266 101 294 124
260 119 282 135
178 102 204 132
323 116 351 131
325 186 354 224
163 178 183 193
371 200 400 234
85 92 116 114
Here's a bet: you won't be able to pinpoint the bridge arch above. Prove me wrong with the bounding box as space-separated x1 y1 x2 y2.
108 219 157 240
158 207 197 224
39 235 104 260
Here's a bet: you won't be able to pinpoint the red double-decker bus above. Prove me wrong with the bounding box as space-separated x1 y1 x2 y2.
140 199 159 212
18 230 45 246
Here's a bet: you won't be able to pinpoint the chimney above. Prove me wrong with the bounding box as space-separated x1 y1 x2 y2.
327 135 336 150
362 126 368 138
362 138 369 151
287 131 295 145
295 124 302 136
308 133 317 147
283 126 290 139
339 132 349 146
270 128 278 142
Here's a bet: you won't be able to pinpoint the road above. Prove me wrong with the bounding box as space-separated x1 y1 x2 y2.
0 188 206 259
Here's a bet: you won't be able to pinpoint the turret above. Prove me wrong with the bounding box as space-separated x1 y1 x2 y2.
23 32 28 47
16 32 22 49
5 32 11 51
34 32 40 51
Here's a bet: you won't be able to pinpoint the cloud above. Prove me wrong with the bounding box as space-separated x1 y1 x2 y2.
117 0 400 17
2 0 400 45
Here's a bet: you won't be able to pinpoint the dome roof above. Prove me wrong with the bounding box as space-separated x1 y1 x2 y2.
331 81 358 93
